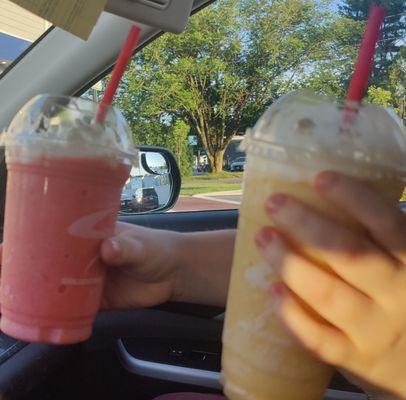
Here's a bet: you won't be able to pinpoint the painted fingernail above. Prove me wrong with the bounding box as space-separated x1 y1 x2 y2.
255 228 274 248
315 171 339 190
109 238 122 256
269 282 286 299
267 194 287 213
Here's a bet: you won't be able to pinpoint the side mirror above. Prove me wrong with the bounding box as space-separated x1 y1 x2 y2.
119 146 181 214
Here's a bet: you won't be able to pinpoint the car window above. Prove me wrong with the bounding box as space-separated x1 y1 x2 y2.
82 0 405 212
0 0 52 76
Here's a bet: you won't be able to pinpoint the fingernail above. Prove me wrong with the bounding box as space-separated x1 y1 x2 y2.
269 282 286 299
315 171 339 190
109 238 122 256
267 194 287 213
255 228 274 248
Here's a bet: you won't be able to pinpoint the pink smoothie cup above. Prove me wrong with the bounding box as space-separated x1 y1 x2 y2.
0 95 137 344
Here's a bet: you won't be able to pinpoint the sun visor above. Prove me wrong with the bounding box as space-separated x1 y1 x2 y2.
105 0 194 33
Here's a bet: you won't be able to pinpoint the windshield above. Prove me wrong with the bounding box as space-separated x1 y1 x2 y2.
0 0 51 76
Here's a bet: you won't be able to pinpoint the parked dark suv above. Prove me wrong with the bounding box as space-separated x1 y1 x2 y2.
132 187 159 212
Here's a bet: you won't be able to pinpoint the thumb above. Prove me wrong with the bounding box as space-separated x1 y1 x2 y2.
100 236 145 269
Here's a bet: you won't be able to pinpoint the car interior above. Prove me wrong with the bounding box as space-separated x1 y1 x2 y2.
0 0 393 399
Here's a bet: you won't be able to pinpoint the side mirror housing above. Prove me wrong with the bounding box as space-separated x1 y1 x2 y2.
119 146 181 214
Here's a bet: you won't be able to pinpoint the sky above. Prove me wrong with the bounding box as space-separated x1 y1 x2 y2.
0 32 30 62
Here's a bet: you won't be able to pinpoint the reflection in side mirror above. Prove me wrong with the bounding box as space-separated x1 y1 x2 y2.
141 152 169 175
119 147 181 214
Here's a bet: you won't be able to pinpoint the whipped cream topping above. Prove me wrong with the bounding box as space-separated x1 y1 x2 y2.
1 95 137 164
244 90 406 171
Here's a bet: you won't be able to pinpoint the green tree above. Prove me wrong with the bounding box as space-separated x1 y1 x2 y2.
166 120 194 177
119 0 361 173
298 15 363 99
340 0 405 87
367 85 393 106
388 47 406 121
114 75 194 176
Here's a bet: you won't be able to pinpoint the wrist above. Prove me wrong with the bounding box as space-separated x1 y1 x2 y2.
169 230 235 306
169 231 190 302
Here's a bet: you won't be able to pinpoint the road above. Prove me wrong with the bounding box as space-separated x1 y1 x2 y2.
172 191 242 212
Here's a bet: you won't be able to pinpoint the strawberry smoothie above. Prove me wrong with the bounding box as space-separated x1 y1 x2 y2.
0 95 136 344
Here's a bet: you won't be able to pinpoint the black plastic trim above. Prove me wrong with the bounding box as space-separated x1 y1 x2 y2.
93 309 223 341
0 343 79 398
119 209 238 232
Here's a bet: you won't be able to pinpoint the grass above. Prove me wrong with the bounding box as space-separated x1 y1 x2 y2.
180 171 243 196
180 181 242 196
180 170 244 195
186 171 243 180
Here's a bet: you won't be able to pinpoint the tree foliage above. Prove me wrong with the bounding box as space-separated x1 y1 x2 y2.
340 0 405 84
388 47 406 120
367 86 393 107
340 0 405 116
102 0 405 174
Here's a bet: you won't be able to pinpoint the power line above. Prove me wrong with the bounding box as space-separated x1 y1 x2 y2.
377 34 405 44
385 12 406 19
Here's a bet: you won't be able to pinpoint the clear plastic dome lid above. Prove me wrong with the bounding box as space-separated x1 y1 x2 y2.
242 90 406 172
1 95 137 163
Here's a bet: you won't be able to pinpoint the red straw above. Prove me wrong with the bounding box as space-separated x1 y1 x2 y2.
96 26 141 124
345 4 386 107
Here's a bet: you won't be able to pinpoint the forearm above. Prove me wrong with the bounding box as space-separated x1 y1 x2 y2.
173 229 236 307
